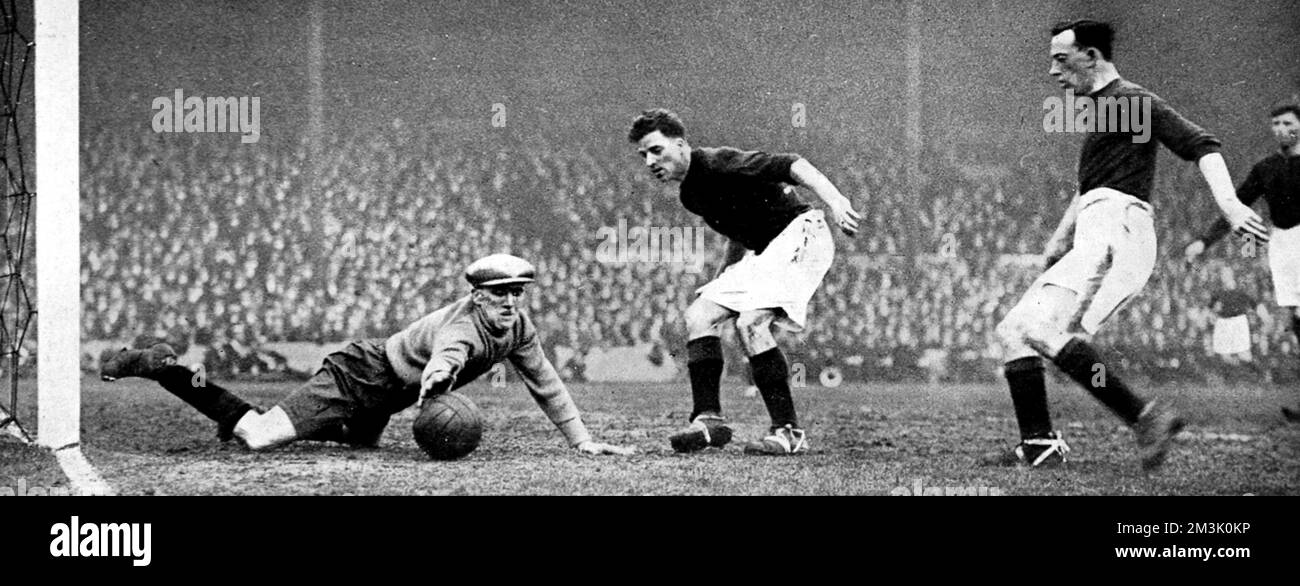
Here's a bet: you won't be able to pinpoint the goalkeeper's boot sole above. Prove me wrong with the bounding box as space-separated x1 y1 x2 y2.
100 343 178 381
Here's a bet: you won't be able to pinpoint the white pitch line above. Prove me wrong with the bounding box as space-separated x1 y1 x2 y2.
1 413 112 495
53 446 114 496
0 405 33 444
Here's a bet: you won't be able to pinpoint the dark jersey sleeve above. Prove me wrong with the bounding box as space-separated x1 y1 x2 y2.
709 147 800 184
1151 95 1222 162
1236 161 1268 207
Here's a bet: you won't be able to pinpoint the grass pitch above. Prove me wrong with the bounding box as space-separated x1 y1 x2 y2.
2 376 1297 495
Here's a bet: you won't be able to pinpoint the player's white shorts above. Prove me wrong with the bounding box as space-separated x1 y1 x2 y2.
1212 315 1252 356
1037 187 1157 334
697 210 833 331
1268 224 1300 307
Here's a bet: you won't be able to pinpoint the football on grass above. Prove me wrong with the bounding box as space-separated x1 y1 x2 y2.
413 392 484 460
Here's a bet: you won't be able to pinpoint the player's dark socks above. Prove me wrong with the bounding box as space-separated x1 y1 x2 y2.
749 347 798 428
686 337 724 420
1005 356 1052 439
1052 338 1145 425
152 364 255 430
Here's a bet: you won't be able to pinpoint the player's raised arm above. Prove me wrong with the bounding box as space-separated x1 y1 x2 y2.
1196 152 1269 243
1146 92 1270 245
789 158 862 236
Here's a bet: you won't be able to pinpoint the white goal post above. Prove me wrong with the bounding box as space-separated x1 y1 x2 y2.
35 0 80 451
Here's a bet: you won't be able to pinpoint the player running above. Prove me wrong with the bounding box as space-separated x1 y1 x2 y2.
99 254 633 456
1184 102 1300 422
628 108 862 455
993 20 1270 470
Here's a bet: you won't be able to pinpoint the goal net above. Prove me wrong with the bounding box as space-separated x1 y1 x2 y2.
0 0 33 444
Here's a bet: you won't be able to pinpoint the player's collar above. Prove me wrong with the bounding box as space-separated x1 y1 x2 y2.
680 148 702 184
1086 73 1121 96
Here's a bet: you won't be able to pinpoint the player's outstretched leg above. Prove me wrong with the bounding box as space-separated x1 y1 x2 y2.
100 344 257 443
733 310 807 456
1001 282 1182 470
1051 338 1184 471
100 343 178 382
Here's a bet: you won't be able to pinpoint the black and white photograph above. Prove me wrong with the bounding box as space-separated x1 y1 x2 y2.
1 0 1297 517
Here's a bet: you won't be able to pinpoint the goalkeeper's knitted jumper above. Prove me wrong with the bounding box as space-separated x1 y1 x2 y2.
385 295 591 446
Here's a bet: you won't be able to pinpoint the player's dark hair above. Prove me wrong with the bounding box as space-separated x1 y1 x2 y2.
628 108 686 143
1270 102 1300 120
1051 19 1115 61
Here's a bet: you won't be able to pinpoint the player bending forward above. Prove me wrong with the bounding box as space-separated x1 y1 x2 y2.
994 20 1270 470
1185 103 1300 422
629 108 862 455
100 254 633 456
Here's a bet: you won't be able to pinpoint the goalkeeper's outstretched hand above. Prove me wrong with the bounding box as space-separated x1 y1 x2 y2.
576 440 635 456
420 369 454 399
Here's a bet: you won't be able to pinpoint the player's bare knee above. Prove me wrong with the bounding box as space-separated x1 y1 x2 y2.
1022 316 1078 357
735 311 776 354
684 301 726 337
734 311 772 334
995 313 1030 348
1020 318 1058 349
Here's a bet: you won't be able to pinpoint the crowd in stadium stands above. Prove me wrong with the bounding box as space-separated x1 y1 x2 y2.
80 126 1297 384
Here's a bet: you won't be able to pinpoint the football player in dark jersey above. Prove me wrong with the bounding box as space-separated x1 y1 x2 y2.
1186 102 1300 421
629 108 861 455
993 20 1270 470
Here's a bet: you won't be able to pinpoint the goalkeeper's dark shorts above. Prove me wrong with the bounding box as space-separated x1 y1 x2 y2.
278 339 417 441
